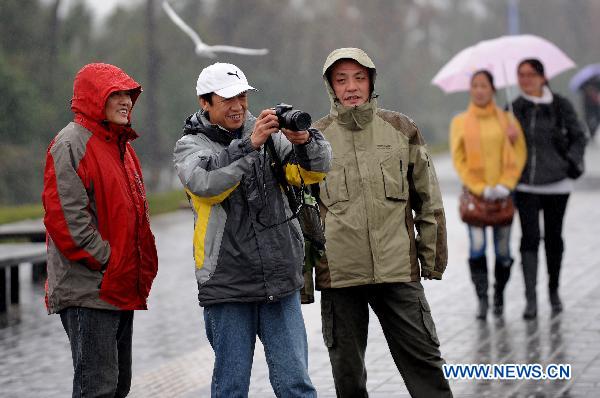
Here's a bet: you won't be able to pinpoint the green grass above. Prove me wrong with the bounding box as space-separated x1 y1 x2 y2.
0 203 44 224
147 189 188 216
428 141 450 155
0 189 188 225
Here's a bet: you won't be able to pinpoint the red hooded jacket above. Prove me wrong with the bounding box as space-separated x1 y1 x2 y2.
42 63 158 313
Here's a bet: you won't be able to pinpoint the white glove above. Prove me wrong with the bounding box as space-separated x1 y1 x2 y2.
483 186 495 200
493 184 510 199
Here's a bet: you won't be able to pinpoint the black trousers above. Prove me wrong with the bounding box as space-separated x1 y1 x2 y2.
515 191 570 290
320 282 452 398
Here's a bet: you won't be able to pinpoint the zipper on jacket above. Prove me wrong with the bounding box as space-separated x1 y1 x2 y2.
119 153 143 302
262 148 269 205
529 106 538 183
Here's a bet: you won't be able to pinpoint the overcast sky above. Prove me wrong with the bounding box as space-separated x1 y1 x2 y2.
43 0 143 22
82 0 142 20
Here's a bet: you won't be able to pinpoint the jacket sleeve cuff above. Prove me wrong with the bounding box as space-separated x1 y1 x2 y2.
421 268 443 280
239 135 259 154
498 178 516 190
296 130 314 147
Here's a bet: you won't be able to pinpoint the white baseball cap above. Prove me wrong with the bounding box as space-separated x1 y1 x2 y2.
196 62 256 98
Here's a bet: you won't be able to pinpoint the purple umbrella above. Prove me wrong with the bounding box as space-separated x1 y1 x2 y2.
569 64 600 92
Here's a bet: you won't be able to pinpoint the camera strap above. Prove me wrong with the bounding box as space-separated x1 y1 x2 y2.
256 136 309 230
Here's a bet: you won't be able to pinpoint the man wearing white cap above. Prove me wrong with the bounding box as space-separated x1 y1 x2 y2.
173 62 331 397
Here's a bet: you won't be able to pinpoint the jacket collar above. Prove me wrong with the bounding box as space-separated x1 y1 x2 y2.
520 86 554 104
331 100 376 131
75 114 138 143
182 110 254 145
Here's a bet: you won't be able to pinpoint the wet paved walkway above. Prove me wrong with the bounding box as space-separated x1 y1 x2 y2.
1 143 599 397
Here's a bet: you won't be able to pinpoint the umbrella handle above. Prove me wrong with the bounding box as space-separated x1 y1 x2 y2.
505 88 514 114
501 61 514 114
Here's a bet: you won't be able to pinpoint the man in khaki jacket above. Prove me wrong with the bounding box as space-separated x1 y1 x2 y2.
313 48 452 397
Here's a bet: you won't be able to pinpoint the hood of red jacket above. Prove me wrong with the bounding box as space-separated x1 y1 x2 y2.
71 63 142 124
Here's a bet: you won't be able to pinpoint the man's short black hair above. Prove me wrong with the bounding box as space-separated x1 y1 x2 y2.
200 93 213 105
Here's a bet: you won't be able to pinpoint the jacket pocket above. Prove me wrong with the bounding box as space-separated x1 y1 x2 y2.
380 150 408 201
320 160 349 208
419 296 440 346
60 261 105 304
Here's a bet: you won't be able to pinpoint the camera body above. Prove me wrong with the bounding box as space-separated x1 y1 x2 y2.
273 103 312 131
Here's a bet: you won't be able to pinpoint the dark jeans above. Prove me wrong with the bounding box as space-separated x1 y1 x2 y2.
515 191 570 290
60 307 134 398
320 282 452 398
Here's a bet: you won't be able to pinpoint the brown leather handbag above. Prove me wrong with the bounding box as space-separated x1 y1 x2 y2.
459 189 514 227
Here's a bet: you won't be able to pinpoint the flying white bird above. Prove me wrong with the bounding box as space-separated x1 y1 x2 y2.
162 1 269 58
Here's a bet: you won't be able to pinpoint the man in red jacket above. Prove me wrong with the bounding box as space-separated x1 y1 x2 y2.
42 63 158 397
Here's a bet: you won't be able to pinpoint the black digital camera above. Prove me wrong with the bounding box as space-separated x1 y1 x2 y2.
273 103 312 131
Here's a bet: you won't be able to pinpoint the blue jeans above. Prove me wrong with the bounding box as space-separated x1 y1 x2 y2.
467 224 512 263
60 307 134 398
203 291 316 398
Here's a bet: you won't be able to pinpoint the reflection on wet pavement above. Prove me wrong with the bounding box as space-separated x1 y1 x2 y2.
2 146 600 397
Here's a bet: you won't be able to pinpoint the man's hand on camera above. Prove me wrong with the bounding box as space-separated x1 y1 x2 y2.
251 109 279 149
282 128 311 145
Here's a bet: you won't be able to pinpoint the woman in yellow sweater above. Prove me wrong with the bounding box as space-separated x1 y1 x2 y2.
450 70 527 320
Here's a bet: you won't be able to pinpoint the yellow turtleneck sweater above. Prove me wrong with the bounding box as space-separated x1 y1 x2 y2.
450 102 527 196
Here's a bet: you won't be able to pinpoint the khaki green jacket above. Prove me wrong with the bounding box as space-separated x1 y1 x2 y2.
314 48 447 289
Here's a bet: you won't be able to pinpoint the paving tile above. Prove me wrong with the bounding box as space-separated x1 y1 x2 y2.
2 145 600 397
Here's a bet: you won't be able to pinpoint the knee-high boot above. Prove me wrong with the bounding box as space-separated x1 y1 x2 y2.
493 258 513 316
521 251 538 319
469 257 488 320
547 250 563 314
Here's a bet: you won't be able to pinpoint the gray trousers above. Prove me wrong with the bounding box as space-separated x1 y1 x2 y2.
320 282 452 398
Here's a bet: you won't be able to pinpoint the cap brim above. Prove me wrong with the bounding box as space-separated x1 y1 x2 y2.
215 84 257 99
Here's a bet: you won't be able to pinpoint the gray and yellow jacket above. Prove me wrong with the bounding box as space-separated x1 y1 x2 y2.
173 110 331 306
314 48 447 289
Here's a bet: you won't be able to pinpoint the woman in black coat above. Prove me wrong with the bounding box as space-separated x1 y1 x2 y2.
512 59 587 319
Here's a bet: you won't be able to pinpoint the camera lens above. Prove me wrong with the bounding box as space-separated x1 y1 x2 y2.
284 110 312 131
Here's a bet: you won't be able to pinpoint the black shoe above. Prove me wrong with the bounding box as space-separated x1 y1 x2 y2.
476 297 488 320
550 290 563 314
492 258 512 318
521 251 538 320
469 257 488 321
493 289 504 317
523 301 537 320
492 303 503 317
